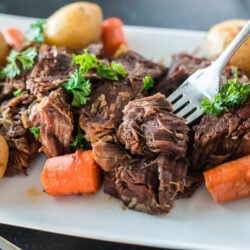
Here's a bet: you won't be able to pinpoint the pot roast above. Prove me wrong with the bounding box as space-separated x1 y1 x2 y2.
1 41 250 215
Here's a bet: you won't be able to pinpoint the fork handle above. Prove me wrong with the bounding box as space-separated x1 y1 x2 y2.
211 20 250 73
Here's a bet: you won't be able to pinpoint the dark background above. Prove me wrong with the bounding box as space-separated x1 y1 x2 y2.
0 0 250 30
0 0 250 249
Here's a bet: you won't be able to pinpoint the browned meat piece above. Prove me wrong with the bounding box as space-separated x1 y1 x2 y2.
0 77 27 102
0 94 40 175
28 88 74 158
191 96 250 171
117 93 189 157
190 68 250 171
114 155 187 214
79 50 167 143
98 93 189 214
153 53 210 96
26 45 74 99
92 139 131 172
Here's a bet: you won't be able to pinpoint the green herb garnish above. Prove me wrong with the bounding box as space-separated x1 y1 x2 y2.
1 47 37 78
29 126 40 138
97 61 127 81
29 20 46 43
200 68 250 115
72 50 97 73
72 50 127 80
13 88 24 97
71 127 86 150
63 70 91 107
143 76 155 90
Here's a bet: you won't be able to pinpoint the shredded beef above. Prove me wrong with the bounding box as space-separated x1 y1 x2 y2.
28 88 74 158
26 45 74 98
191 97 250 170
0 94 40 175
95 93 189 214
79 50 167 143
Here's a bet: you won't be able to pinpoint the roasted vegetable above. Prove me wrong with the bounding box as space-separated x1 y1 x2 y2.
101 17 127 58
0 32 9 66
44 2 103 50
204 155 250 203
206 19 250 74
0 135 9 179
2 28 25 51
41 150 102 195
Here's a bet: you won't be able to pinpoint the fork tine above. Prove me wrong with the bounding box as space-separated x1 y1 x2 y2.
185 108 204 124
167 91 183 103
171 95 190 111
167 80 192 103
175 103 196 117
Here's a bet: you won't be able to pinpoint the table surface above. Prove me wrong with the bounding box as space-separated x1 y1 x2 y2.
0 0 249 249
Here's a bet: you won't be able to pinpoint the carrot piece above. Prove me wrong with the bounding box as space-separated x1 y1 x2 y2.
41 150 102 196
101 17 127 58
2 28 26 51
204 155 250 203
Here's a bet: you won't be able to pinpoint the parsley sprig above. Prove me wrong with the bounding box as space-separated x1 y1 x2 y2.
143 76 155 90
97 61 127 81
63 70 91 107
72 51 97 73
29 126 40 138
13 88 24 97
200 68 250 115
72 50 128 81
71 127 86 150
64 50 128 107
28 20 46 43
0 47 37 79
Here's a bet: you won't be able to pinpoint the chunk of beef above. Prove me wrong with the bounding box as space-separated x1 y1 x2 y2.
191 97 250 170
96 93 189 214
0 94 40 175
113 155 187 214
153 53 210 96
116 50 168 97
28 88 74 157
117 93 188 157
0 76 26 102
79 50 167 143
26 45 74 99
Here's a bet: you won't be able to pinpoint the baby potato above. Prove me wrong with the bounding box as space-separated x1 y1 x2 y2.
0 32 9 66
44 2 103 50
0 134 9 179
206 19 250 74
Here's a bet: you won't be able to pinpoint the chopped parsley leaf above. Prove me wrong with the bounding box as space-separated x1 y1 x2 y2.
200 68 250 115
13 88 24 97
72 50 97 73
71 127 86 150
97 61 127 81
63 70 91 107
143 76 155 90
29 126 40 138
1 47 37 78
28 20 46 43
71 50 127 80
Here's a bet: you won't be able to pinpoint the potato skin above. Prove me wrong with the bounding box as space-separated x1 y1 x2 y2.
0 134 9 179
0 32 9 66
206 19 250 74
44 2 103 50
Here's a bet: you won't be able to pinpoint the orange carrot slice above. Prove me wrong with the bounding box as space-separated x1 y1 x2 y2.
2 28 26 51
101 17 127 58
204 155 250 203
41 150 102 196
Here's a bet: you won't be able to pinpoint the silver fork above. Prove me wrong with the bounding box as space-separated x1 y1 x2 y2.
167 21 250 124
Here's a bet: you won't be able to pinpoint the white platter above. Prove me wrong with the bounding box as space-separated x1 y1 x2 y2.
0 13 250 250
